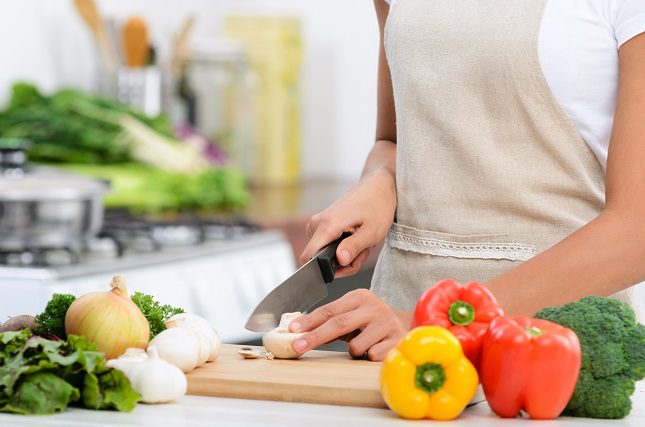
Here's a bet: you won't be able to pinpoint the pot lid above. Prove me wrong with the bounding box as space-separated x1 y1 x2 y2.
0 166 110 201
0 139 109 201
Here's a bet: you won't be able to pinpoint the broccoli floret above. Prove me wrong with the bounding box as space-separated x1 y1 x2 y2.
535 296 645 419
34 293 76 339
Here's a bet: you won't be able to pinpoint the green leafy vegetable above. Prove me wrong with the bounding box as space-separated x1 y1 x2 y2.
0 82 250 213
63 164 249 213
0 330 140 415
535 296 645 419
34 294 77 339
131 292 185 339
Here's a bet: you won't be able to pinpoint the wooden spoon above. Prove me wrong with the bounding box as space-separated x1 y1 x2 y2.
170 15 196 74
72 0 118 72
122 16 150 68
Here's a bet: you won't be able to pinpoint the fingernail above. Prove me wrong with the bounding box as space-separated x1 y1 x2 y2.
289 321 302 332
340 250 350 265
293 339 308 353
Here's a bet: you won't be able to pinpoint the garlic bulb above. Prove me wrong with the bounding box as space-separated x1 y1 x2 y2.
65 275 150 359
148 327 200 373
165 313 222 362
107 348 148 374
262 312 306 359
125 346 187 404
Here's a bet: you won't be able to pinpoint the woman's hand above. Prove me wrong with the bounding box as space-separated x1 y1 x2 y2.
300 168 396 278
288 289 411 361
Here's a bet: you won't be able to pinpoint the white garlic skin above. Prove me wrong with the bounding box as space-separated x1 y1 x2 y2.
107 347 148 375
127 346 187 404
149 327 200 373
165 313 222 362
262 312 306 359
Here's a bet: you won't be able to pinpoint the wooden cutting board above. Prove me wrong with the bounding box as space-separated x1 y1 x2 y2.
185 344 386 408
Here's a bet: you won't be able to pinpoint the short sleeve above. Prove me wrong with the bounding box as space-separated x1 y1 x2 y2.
614 0 645 46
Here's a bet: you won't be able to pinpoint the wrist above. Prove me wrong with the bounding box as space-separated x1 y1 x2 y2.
361 167 397 203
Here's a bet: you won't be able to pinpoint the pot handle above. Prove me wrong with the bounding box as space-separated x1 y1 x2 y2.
0 139 31 171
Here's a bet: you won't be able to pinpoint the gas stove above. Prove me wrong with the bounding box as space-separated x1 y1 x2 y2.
0 210 296 343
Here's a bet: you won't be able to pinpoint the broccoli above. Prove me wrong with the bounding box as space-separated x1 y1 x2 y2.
34 294 77 339
535 296 645 419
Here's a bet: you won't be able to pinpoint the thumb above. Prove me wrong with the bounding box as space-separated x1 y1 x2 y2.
336 227 376 267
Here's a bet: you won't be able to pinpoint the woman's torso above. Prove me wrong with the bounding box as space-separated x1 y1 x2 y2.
371 0 645 321
384 0 645 170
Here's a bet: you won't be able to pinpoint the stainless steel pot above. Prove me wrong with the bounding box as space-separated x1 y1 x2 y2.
0 140 110 251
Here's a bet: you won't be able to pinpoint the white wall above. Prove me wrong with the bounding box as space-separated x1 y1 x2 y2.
0 0 379 181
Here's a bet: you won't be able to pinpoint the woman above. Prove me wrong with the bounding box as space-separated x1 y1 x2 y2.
289 0 645 361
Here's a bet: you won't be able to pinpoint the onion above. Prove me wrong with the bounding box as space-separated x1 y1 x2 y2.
65 275 150 359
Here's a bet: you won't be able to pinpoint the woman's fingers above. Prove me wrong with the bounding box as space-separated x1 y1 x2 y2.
335 248 371 278
334 227 375 267
292 308 370 353
300 211 351 263
347 322 388 358
289 289 407 358
289 289 367 333
367 337 401 361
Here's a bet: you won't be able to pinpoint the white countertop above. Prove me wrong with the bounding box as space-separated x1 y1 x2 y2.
1 381 643 427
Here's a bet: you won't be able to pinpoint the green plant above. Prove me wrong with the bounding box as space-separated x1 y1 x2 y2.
34 294 77 339
535 296 645 419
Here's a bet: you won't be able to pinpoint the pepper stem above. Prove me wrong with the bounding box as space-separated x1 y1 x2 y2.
448 301 476 326
526 326 545 337
110 275 129 299
415 363 446 395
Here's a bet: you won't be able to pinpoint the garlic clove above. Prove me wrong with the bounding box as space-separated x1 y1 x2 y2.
208 329 222 362
277 312 303 329
126 346 187 404
148 327 200 373
165 313 222 365
238 347 263 359
262 329 305 359
107 347 149 375
262 312 306 359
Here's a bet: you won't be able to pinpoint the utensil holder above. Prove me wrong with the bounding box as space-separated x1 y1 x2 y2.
98 66 174 117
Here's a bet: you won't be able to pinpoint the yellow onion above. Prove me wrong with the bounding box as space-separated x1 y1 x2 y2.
65 275 150 359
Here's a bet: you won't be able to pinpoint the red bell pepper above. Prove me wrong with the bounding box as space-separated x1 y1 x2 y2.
411 279 503 370
480 316 581 420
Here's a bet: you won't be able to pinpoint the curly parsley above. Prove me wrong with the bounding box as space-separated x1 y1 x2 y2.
130 292 185 338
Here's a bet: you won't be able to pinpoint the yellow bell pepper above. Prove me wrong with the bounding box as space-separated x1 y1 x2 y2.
380 326 479 420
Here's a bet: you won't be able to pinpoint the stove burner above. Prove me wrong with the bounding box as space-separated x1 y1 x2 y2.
0 247 78 267
0 210 262 268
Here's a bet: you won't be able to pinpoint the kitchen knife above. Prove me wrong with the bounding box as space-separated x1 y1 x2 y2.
245 234 348 332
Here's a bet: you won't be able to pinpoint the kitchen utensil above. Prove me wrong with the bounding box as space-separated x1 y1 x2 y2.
122 16 149 68
245 234 348 332
186 344 385 408
0 140 109 251
72 0 118 72
170 15 195 74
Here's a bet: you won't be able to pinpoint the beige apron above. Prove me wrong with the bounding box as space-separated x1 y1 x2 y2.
371 0 645 321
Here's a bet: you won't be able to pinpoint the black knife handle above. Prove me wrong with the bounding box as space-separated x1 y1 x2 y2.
316 233 351 283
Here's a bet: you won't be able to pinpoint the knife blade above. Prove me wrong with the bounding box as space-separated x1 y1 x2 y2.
245 234 348 332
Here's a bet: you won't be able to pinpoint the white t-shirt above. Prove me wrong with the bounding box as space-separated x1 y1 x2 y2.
384 0 645 171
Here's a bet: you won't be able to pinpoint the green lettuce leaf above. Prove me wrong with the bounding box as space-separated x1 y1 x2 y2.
0 372 80 415
0 331 139 415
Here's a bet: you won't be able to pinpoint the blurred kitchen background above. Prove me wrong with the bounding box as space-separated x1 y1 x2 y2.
1 0 642 345
0 0 380 347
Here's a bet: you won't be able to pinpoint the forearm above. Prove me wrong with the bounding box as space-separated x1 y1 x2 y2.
361 140 396 182
486 209 645 316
